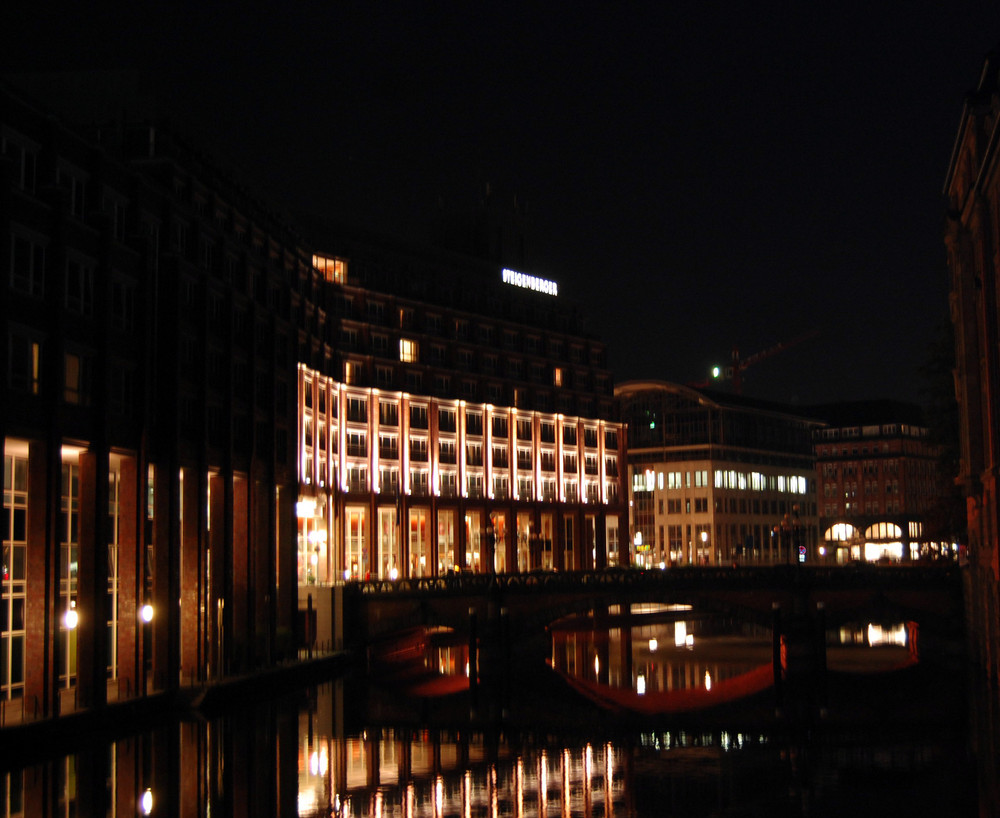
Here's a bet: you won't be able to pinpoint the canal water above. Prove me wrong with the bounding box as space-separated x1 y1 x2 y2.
0 605 989 816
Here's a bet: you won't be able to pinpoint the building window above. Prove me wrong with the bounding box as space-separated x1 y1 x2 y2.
57 164 87 219
8 331 40 394
553 367 563 387
65 257 94 316
2 129 37 193
312 254 347 283
410 404 429 429
10 233 45 297
109 364 134 417
400 338 418 363
2 452 29 698
64 351 91 405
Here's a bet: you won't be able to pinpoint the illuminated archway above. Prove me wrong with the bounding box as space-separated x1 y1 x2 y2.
864 522 902 540
823 523 858 542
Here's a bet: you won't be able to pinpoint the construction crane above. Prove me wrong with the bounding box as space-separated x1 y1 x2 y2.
695 330 820 395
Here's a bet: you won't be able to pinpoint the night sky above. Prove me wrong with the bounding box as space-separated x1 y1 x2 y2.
5 4 1000 406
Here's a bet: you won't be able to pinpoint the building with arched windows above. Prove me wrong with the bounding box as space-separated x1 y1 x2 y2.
811 401 951 562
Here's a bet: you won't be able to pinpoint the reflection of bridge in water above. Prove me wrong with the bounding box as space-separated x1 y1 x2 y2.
335 564 963 646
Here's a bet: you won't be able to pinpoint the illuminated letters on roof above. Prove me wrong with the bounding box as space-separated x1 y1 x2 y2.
501 267 558 297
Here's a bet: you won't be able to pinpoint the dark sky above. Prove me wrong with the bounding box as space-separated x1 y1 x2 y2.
5 4 1000 406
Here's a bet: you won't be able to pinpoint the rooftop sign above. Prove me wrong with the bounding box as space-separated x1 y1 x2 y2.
502 267 558 297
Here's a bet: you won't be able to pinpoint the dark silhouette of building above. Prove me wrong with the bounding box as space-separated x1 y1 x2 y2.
945 48 1000 692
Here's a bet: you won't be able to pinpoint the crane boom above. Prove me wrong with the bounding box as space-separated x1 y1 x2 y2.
703 330 819 394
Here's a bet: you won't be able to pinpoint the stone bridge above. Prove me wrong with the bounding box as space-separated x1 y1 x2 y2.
320 563 963 650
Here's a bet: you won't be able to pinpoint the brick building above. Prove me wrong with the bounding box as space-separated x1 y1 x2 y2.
811 401 950 562
944 48 1000 688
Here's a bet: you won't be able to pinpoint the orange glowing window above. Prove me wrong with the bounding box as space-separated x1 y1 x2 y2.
399 338 418 363
312 254 347 284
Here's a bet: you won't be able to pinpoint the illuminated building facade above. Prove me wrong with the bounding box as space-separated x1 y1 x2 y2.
295 230 625 583
615 381 820 567
811 401 950 563
945 48 1000 688
0 76 625 723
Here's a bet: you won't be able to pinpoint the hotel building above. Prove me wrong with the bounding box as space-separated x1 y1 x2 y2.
295 228 626 584
615 381 821 567
0 76 625 723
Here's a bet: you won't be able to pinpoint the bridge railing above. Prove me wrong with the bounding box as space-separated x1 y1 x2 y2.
351 563 961 597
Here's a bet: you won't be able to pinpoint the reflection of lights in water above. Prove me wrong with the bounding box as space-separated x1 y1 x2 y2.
868 623 907 647
637 673 646 695
489 766 498 818
674 621 686 647
838 622 908 647
648 638 658 652
539 750 548 812
594 654 600 676
141 789 153 815
434 776 443 818
375 790 384 818
686 633 694 647
516 759 524 817
585 744 593 784
605 742 614 791
464 771 472 818
704 670 712 691
563 749 572 801
406 784 414 818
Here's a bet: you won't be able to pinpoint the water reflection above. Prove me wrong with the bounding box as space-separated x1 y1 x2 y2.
0 607 988 817
296 712 632 818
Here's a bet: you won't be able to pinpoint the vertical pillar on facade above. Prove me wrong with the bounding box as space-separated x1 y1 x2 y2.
117 454 140 699
179 467 201 684
594 511 608 570
77 448 109 710
252 477 271 664
276 484 296 658
152 461 180 692
553 511 564 572
209 471 226 680
25 438 58 718
430 498 440 578
231 473 249 672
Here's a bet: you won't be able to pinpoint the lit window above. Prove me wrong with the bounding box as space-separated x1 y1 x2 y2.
312 254 347 283
399 338 418 363
553 367 563 387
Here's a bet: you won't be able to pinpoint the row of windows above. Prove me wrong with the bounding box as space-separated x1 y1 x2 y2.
337 330 609 393
9 232 137 328
823 501 904 517
335 295 603 365
824 481 901 497
633 469 810 495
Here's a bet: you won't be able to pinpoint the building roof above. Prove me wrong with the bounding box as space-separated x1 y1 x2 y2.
803 400 926 429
